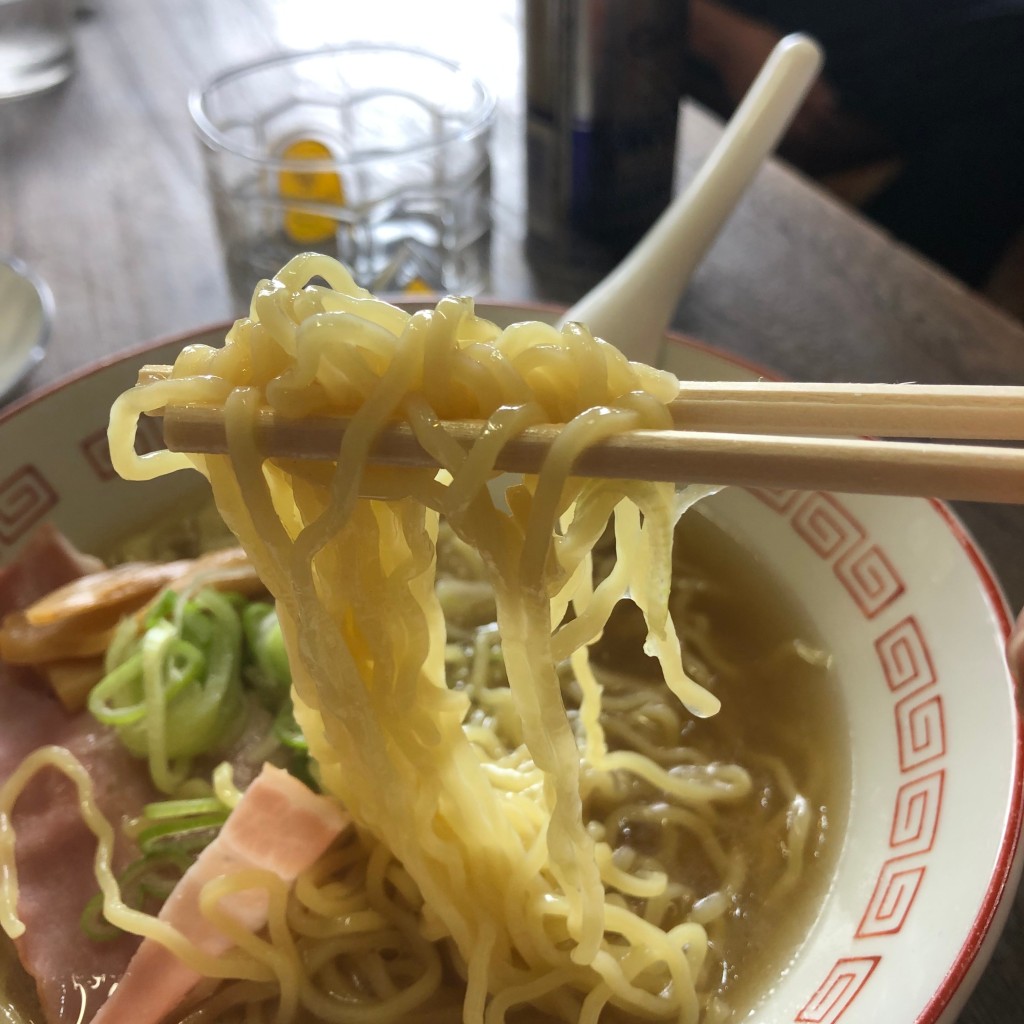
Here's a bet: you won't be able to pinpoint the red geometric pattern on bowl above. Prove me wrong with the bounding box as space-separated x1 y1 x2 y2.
855 771 946 938
889 770 944 851
895 689 947 772
856 861 928 939
747 488 948 1019
81 427 116 482
81 416 165 482
794 956 881 1023
0 465 58 546
834 543 905 619
772 492 906 618
790 493 866 560
743 486 801 513
874 617 937 692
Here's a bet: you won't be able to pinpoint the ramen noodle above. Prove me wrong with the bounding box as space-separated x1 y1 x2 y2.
0 255 844 1024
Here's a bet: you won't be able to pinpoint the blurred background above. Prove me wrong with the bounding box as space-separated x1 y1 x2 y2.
2 0 1022 321
683 0 1024 320
0 0 1022 398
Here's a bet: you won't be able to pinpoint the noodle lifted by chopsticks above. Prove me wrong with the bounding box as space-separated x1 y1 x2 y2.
107 253 735 1023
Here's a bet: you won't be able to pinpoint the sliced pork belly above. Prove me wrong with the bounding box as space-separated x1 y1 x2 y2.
0 527 158 1023
0 524 103 621
8 704 160 1024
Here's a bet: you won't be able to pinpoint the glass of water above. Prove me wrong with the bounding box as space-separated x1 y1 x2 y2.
0 0 74 101
190 44 495 307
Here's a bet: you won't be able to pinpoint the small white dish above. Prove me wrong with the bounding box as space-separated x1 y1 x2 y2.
0 255 52 403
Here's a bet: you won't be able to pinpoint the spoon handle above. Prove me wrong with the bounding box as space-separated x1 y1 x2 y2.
562 33 824 365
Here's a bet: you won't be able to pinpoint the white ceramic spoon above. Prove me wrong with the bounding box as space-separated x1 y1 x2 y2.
562 33 824 365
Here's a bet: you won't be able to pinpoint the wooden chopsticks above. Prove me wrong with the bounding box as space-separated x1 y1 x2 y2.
670 382 1024 440
137 366 1024 504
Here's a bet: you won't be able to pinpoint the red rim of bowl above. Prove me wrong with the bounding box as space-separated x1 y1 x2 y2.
2 309 1021 1023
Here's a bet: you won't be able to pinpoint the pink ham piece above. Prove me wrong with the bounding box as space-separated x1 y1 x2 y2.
91 764 349 1024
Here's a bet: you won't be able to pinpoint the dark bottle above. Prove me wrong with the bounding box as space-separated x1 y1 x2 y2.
525 0 687 274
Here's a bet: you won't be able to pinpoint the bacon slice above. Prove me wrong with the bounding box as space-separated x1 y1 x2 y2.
0 524 103 621
8 707 160 1024
0 526 159 1024
91 765 349 1024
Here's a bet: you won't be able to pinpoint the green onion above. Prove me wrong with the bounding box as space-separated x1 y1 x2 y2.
273 700 307 752
141 796 227 820
89 587 247 792
137 812 229 855
82 589 322 937
88 652 146 725
90 587 314 814
144 589 177 629
242 602 291 706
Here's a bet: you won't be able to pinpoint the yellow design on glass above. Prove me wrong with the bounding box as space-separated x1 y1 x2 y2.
403 277 435 295
278 139 344 244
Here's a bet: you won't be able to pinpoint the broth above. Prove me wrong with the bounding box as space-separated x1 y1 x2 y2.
590 509 849 1019
0 505 848 1023
437 506 849 1022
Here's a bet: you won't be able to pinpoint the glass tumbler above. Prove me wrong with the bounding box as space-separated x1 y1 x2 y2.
189 44 495 306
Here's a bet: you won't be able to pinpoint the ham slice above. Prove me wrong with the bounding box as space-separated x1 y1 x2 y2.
91 764 349 1024
0 527 158 1024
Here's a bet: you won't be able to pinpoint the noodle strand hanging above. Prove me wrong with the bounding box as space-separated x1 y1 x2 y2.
0 253 834 1024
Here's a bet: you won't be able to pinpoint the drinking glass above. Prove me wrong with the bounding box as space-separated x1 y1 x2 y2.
0 0 74 101
190 44 495 307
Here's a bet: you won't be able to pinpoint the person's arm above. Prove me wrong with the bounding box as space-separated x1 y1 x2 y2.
687 0 891 173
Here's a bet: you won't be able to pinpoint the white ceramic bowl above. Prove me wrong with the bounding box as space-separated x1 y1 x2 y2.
0 309 1021 1023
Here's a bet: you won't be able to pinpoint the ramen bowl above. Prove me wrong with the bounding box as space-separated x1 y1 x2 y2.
0 307 1021 1023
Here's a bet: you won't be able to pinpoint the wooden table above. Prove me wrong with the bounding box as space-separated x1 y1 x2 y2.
2 1 1024 1020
